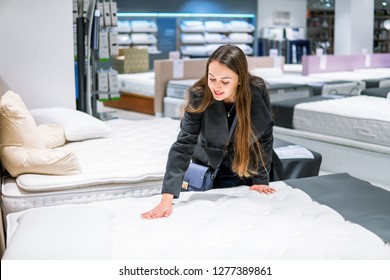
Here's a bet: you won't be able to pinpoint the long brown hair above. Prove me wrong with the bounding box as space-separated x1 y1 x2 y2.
186 44 264 178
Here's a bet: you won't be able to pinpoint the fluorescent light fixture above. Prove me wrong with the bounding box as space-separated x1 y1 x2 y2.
117 12 255 18
384 19 390 30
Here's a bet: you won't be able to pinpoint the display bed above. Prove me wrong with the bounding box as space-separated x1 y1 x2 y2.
163 78 313 119
272 95 390 147
3 173 390 260
272 95 390 185
1 117 181 217
260 73 365 97
1 130 321 218
1 101 322 218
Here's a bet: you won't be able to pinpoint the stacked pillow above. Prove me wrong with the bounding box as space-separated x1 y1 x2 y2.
30 107 112 142
0 91 81 177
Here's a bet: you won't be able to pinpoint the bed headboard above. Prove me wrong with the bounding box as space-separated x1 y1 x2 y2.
302 53 390 76
153 56 285 116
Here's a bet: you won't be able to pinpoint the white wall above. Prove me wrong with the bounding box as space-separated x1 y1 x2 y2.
334 0 374 55
0 0 76 109
257 0 307 35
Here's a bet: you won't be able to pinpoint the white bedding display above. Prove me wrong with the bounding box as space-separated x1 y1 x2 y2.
166 79 197 99
204 20 227 32
3 181 390 260
228 32 254 44
180 20 205 32
1 117 180 216
118 71 155 96
293 95 390 147
227 20 255 32
180 33 206 44
130 33 157 45
204 32 229 44
180 45 208 57
130 20 157 32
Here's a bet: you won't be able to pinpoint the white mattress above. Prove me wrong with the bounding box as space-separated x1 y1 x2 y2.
166 79 197 99
264 73 332 85
1 118 180 216
163 96 186 119
4 182 390 260
353 67 390 75
130 33 157 45
250 67 284 78
293 95 390 147
265 73 365 95
118 72 155 96
309 70 390 82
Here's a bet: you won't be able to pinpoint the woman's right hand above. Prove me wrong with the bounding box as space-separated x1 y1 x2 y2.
141 193 174 219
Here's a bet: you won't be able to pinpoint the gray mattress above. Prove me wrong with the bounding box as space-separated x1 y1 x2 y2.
285 173 390 244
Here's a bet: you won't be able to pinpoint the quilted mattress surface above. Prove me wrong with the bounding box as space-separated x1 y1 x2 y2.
166 79 197 99
1 118 180 215
4 182 390 260
293 95 390 147
118 72 155 96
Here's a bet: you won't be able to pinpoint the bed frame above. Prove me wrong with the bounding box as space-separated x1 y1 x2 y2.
104 56 285 117
103 92 154 115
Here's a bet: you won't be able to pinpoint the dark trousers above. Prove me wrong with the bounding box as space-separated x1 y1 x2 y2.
213 161 251 188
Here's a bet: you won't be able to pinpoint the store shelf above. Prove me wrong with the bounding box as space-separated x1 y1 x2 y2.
306 9 334 54
116 13 257 57
373 11 390 53
116 19 158 51
178 18 255 57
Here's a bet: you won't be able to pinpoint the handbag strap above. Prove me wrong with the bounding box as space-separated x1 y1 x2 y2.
211 115 237 178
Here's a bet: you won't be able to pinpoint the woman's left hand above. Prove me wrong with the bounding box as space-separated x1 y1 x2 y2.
250 184 275 194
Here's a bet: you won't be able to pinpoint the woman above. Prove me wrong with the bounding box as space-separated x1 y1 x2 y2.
142 44 276 219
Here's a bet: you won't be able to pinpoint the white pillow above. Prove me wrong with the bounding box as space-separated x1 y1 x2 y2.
30 107 112 141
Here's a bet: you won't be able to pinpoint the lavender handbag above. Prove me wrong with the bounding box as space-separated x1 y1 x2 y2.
181 162 216 192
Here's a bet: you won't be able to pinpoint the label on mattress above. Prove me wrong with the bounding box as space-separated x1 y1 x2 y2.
275 145 314 159
173 59 184 78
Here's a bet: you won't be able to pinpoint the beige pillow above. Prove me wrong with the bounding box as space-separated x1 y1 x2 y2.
1 146 81 177
37 124 66 149
0 90 44 149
